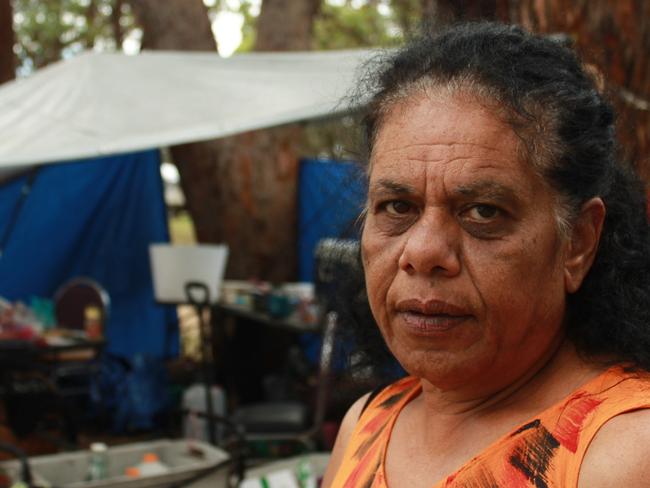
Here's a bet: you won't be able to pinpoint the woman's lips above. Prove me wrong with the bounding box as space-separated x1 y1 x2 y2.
399 311 471 332
395 299 473 334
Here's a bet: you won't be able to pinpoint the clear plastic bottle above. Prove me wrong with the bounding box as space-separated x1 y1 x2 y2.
86 442 109 481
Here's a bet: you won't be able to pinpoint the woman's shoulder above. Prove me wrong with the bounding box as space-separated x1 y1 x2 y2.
578 408 650 487
333 375 419 454
557 365 650 418
550 365 650 487
321 393 371 488
544 365 650 446
321 376 419 488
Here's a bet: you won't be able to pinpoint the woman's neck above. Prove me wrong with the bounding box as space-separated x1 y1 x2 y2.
417 339 602 419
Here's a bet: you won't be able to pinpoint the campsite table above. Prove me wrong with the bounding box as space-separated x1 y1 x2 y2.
0 337 105 442
0 337 105 400
211 303 321 333
0 337 105 372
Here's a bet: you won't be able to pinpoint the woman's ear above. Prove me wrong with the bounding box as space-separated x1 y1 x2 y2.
564 197 606 294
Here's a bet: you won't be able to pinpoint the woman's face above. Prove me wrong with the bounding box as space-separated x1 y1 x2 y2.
362 92 571 392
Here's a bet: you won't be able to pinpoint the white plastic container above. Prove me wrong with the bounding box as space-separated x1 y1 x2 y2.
125 452 170 478
182 383 228 443
149 244 229 304
0 439 229 488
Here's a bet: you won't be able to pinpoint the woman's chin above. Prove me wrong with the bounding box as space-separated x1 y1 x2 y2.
391 343 493 389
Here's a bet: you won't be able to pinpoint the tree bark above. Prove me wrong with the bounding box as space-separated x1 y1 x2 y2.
131 0 215 51
421 0 649 184
255 0 320 51
111 0 125 49
432 0 509 23
0 0 15 84
133 0 320 281
514 0 650 183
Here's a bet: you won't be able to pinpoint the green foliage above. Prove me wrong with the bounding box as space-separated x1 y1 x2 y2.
203 0 423 54
12 0 425 73
388 0 423 37
235 0 257 53
312 0 427 50
13 0 138 73
314 1 403 50
307 1 429 159
299 114 366 162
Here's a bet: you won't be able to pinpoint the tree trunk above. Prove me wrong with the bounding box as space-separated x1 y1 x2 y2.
0 0 15 84
514 0 650 183
131 0 215 51
432 0 509 23
133 0 320 281
255 0 320 51
422 0 649 184
111 0 125 49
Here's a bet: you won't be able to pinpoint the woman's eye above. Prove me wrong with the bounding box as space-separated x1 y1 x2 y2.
384 200 412 215
466 204 500 221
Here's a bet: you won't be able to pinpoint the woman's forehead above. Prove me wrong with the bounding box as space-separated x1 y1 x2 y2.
375 83 512 140
371 95 526 174
373 92 518 158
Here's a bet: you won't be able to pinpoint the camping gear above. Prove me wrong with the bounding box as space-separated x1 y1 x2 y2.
182 384 227 444
230 311 339 450
0 152 178 360
149 245 229 305
0 50 375 168
184 282 217 446
0 439 229 488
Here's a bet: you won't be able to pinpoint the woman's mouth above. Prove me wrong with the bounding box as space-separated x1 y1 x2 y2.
395 299 474 334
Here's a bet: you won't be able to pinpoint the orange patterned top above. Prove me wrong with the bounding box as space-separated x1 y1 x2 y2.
330 367 650 488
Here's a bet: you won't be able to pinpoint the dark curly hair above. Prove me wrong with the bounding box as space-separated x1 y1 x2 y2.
347 21 650 372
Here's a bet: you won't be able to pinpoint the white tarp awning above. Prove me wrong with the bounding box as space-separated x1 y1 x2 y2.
0 48 377 168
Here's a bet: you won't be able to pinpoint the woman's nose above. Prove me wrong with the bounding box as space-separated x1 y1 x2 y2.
397 211 461 277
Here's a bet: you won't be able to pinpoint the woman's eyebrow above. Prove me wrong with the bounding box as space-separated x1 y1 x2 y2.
369 178 417 196
453 181 518 201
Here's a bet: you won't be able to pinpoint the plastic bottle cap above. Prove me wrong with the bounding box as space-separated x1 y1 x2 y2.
143 452 160 463
90 442 108 452
125 467 140 478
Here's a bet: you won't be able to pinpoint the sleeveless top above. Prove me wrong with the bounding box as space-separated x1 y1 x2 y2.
330 367 650 487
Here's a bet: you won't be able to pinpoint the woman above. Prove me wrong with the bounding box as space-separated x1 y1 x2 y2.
323 22 650 487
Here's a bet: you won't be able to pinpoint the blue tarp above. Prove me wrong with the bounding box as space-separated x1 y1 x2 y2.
297 158 367 282
0 150 178 358
297 159 367 368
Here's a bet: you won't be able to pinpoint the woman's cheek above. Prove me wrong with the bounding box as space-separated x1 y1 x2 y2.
363 227 402 318
363 227 393 283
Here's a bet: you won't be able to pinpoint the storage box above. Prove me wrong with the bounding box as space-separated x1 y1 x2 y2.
0 439 230 488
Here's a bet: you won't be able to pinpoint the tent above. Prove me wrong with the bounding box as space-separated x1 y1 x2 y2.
0 48 377 169
0 150 176 358
0 48 377 358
